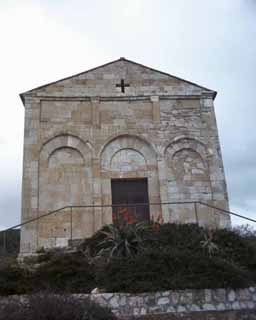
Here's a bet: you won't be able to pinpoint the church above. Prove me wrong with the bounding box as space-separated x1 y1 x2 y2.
19 57 230 254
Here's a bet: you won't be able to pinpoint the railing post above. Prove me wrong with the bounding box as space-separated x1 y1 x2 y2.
194 202 199 225
213 207 218 228
3 231 7 254
70 207 73 241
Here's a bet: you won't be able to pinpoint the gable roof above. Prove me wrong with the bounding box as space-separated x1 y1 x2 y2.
20 57 217 104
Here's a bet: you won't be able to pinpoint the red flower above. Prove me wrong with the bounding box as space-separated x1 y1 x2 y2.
115 207 137 225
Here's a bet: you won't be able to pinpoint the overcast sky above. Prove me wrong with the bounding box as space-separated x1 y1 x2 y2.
0 0 255 229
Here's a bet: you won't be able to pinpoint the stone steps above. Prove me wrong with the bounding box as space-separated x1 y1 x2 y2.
120 310 256 319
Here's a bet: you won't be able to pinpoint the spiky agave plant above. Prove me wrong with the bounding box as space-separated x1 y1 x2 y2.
200 229 219 257
96 221 149 259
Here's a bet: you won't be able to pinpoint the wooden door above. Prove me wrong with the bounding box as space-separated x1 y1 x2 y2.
111 178 150 223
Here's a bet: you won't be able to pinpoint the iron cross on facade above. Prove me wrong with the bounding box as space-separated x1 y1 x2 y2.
116 79 130 93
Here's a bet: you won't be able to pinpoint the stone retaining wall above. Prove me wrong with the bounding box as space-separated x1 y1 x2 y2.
89 288 256 317
123 310 256 319
1 288 255 318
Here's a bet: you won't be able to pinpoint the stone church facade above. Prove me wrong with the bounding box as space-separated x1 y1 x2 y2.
20 58 230 254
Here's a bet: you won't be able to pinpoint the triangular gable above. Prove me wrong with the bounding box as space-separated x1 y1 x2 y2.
20 57 217 104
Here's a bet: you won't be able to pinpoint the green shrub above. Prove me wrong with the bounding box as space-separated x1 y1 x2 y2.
0 292 116 320
0 299 25 320
213 227 256 271
0 229 20 256
33 252 95 293
146 223 205 251
0 223 256 295
0 261 32 295
0 251 95 296
96 247 252 293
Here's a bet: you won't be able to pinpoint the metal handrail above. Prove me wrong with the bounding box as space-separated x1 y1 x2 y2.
0 201 255 235
198 201 256 224
1 201 255 255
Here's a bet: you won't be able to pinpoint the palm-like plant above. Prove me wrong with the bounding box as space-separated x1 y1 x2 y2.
200 229 219 257
96 221 149 259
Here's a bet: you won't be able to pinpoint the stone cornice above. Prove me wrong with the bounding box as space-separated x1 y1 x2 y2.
23 94 213 104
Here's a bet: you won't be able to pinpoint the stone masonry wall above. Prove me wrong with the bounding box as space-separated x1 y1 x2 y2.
1 288 255 318
126 310 256 319
89 288 256 317
20 58 230 253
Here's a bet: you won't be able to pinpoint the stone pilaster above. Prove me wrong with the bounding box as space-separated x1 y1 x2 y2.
91 97 100 128
92 158 103 232
157 157 169 222
150 95 160 122
200 95 230 227
20 96 41 253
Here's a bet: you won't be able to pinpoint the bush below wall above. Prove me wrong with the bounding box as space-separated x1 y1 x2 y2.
96 250 252 293
0 224 256 296
0 292 116 320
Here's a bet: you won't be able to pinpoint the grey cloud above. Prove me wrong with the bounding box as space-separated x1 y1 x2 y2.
0 0 256 228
